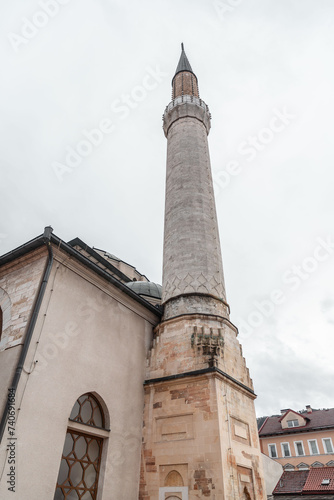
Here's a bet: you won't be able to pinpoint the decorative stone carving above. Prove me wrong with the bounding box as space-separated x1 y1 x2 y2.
191 326 224 365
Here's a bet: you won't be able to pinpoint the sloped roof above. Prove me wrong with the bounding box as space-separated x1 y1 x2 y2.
273 470 309 494
257 416 268 431
303 467 334 493
278 409 309 423
259 408 334 436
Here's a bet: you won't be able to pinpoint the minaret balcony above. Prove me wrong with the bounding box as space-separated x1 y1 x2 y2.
163 95 211 137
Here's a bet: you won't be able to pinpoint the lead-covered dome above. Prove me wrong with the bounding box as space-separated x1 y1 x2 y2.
126 281 162 301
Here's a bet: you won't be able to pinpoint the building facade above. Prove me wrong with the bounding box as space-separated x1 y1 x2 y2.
259 407 334 471
0 231 162 499
0 46 266 499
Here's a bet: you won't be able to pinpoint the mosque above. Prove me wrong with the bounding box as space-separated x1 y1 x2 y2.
0 45 267 499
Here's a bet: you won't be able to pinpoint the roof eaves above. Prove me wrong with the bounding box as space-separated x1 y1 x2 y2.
278 409 307 422
67 238 132 283
92 245 150 282
0 233 46 266
0 233 162 318
259 423 334 437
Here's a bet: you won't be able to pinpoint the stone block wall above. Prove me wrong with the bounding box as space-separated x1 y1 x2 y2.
140 374 224 499
142 314 266 499
0 247 47 350
148 315 253 390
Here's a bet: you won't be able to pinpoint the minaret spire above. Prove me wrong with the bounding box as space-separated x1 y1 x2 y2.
174 43 193 75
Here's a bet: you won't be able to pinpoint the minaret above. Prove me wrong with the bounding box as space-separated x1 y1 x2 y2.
162 43 228 321
140 45 266 500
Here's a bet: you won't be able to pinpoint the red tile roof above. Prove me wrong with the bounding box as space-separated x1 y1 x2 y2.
273 470 309 494
303 467 334 493
273 468 334 496
259 408 334 436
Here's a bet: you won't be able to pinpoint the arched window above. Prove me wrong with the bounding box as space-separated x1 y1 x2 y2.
54 393 108 500
164 470 184 487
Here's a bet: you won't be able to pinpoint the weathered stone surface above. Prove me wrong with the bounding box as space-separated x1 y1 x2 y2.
162 105 226 315
0 248 47 350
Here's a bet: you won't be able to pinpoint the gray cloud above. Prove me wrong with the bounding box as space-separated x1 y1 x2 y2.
1 0 334 415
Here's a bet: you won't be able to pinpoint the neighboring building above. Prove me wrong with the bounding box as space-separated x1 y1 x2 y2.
259 407 334 471
272 467 334 498
0 45 267 499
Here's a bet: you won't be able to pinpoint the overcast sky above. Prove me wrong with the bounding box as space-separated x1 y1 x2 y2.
1 0 334 416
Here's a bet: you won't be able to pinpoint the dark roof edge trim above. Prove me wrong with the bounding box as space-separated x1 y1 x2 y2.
68 237 131 283
144 366 256 396
92 245 150 282
260 424 334 437
0 233 162 318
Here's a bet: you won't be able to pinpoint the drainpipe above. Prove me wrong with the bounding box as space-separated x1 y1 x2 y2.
0 226 54 443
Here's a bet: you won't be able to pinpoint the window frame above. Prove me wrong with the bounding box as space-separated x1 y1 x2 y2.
287 419 299 428
322 437 334 454
281 442 291 458
268 443 278 458
308 439 319 455
294 441 305 456
54 393 109 500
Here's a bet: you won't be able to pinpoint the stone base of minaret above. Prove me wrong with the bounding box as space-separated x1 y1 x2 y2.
139 314 267 500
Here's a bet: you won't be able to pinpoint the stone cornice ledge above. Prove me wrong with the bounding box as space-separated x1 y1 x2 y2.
144 366 256 398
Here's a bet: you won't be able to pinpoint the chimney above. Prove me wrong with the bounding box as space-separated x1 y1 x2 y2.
306 405 312 413
280 409 289 415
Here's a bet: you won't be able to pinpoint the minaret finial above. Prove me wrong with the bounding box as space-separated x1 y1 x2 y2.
181 42 184 51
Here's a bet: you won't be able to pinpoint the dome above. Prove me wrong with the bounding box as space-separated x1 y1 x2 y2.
126 281 162 299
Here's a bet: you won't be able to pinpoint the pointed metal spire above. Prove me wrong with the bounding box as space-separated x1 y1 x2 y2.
174 43 194 77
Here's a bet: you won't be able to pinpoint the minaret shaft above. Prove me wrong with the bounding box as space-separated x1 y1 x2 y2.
162 97 227 320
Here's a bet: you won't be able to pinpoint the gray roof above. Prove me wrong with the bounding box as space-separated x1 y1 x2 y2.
174 43 194 77
126 281 162 299
0 230 162 318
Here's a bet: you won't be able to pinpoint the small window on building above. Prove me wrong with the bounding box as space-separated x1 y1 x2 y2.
295 441 305 456
281 443 291 457
269 444 277 458
287 419 299 427
308 439 319 455
311 461 324 468
323 438 334 454
297 462 309 470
